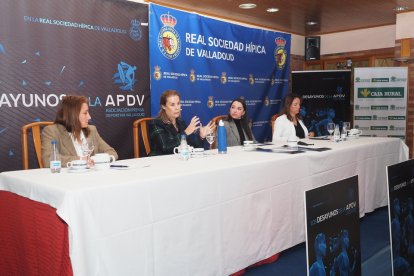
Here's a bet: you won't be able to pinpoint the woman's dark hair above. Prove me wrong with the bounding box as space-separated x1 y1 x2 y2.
281 93 303 122
158 89 180 123
55 95 90 142
227 98 253 140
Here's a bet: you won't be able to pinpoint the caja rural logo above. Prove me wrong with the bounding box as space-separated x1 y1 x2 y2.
158 12 181 60
274 37 287 69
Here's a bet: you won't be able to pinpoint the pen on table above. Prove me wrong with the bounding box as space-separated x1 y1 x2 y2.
110 165 129 168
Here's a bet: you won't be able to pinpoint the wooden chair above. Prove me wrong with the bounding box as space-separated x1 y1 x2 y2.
133 118 153 158
271 114 280 135
211 115 227 126
22 121 54 170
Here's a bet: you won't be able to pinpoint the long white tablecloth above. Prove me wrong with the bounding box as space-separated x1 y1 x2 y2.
0 137 408 276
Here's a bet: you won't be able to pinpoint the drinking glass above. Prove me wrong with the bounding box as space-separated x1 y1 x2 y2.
327 123 335 140
81 138 95 161
206 133 215 152
343 122 350 137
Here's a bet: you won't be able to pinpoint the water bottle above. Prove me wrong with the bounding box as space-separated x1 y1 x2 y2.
50 140 61 173
341 125 347 141
333 124 341 143
179 134 190 161
217 120 227 154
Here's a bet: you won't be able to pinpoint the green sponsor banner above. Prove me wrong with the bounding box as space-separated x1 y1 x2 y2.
371 126 388 130
371 78 389 82
388 116 406 120
357 87 404 98
354 116 371 120
371 105 388 110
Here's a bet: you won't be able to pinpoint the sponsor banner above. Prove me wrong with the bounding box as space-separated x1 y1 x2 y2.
387 159 414 275
292 71 351 136
354 68 407 138
149 4 291 142
0 0 149 172
305 175 361 276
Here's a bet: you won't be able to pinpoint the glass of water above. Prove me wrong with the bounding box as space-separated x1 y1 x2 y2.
206 133 215 151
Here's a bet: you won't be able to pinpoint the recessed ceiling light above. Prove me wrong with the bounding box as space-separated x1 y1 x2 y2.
394 6 408 12
306 21 318 26
239 3 257 9
266 7 279 13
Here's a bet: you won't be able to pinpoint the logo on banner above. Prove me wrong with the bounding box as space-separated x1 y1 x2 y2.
358 87 404 98
249 74 255 85
274 37 287 69
129 19 142 41
113 61 137 91
207 96 214 108
271 76 275 86
221 72 227 84
189 69 196 82
158 13 181 60
264 96 270 106
153 66 162 80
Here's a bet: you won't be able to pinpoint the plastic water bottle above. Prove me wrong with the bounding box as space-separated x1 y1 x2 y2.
341 125 347 141
333 124 341 143
179 134 190 161
50 140 61 173
217 120 227 154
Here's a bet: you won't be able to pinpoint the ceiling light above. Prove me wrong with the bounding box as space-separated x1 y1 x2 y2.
394 6 408 12
306 21 318 26
239 3 257 9
266 8 279 13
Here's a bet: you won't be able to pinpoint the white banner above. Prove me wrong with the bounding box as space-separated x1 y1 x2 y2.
354 67 407 139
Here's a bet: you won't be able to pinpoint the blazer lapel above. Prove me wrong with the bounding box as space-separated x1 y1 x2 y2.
57 124 77 156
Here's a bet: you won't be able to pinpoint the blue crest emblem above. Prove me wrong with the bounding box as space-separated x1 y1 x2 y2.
113 61 137 91
129 19 142 41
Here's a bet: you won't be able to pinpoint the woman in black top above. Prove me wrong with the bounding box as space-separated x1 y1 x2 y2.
149 90 215 156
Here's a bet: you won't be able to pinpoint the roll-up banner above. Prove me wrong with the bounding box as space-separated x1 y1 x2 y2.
354 67 408 139
305 175 361 276
149 3 291 142
0 0 150 172
387 159 414 276
292 71 351 136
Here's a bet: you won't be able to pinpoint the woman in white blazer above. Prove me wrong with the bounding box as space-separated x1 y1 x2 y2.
272 93 315 142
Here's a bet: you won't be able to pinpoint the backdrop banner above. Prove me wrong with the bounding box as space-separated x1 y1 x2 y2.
0 0 149 172
292 70 351 136
354 67 408 139
387 159 414 276
305 175 361 276
149 3 291 142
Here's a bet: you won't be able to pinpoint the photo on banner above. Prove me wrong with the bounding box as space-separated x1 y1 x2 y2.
387 159 414 275
292 71 351 137
0 0 150 172
305 175 361 276
149 3 291 142
354 67 408 139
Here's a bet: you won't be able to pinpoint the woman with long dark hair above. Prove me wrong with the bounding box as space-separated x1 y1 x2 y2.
272 93 315 142
223 97 255 146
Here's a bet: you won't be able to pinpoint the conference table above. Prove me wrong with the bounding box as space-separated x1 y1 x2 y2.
0 137 409 276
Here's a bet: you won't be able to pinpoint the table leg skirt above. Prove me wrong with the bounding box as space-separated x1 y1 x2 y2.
0 191 73 276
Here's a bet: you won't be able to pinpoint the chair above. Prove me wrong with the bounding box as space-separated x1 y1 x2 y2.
211 115 227 126
133 118 153 158
22 121 54 170
270 114 280 135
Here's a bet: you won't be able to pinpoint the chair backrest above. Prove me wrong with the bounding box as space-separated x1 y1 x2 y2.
22 121 54 170
211 115 227 126
271 114 280 135
133 118 153 158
